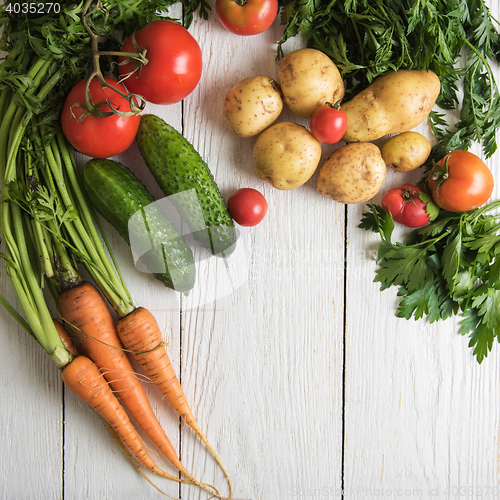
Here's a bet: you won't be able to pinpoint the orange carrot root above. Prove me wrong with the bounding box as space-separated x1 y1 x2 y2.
53 318 79 356
117 306 234 499
61 355 177 480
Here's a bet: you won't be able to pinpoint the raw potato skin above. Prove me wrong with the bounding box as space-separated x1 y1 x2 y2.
316 142 386 204
223 76 283 137
381 131 432 172
341 69 441 143
253 121 322 190
278 48 345 118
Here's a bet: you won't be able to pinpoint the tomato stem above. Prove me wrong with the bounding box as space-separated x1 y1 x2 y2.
78 0 146 119
115 31 150 85
427 157 450 196
401 186 419 208
325 101 342 110
97 32 149 69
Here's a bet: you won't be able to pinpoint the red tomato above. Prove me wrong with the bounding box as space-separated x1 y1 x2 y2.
227 188 268 226
382 184 430 228
216 0 278 36
61 77 140 158
427 150 494 212
310 103 347 144
118 20 202 105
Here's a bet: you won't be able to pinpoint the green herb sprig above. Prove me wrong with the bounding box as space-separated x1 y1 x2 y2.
278 0 500 162
360 202 500 363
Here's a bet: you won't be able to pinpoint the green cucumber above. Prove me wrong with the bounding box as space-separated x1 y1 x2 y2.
82 158 196 293
136 114 237 257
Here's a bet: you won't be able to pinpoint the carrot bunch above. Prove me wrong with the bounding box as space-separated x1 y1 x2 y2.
0 43 233 500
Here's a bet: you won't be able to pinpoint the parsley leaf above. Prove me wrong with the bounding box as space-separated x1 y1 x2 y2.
376 245 434 292
441 228 463 292
358 204 395 240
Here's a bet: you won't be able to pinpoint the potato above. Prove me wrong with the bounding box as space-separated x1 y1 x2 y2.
253 121 322 190
381 131 432 172
341 69 441 143
278 48 345 118
316 142 386 204
222 76 283 137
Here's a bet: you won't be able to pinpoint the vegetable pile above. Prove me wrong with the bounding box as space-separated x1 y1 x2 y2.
0 0 235 496
360 148 500 363
223 48 444 202
216 0 500 362
278 0 500 163
255 0 500 362
1 0 500 496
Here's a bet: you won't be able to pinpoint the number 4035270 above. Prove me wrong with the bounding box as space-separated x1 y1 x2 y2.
444 486 500 497
5 3 61 14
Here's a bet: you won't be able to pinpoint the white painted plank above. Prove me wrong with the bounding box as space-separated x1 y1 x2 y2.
0 285 63 499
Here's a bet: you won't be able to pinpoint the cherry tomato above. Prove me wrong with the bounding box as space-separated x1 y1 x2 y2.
61 77 140 158
382 184 431 228
227 188 268 226
216 0 279 36
427 150 494 212
118 20 202 105
309 103 347 144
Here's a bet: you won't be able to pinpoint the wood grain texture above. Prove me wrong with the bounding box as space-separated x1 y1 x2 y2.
1 1 500 499
0 283 63 499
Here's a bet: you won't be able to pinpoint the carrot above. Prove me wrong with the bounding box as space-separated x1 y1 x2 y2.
61 354 183 482
116 306 234 498
53 318 79 356
57 281 195 482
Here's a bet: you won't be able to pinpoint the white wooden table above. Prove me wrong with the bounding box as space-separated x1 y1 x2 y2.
2 2 500 499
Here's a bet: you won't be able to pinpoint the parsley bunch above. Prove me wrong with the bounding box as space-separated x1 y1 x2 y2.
278 0 500 161
360 202 500 363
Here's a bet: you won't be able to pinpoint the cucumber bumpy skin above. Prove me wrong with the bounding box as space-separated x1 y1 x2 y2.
82 158 196 293
136 114 237 257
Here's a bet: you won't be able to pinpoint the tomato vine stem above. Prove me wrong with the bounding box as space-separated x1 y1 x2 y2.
77 0 146 119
